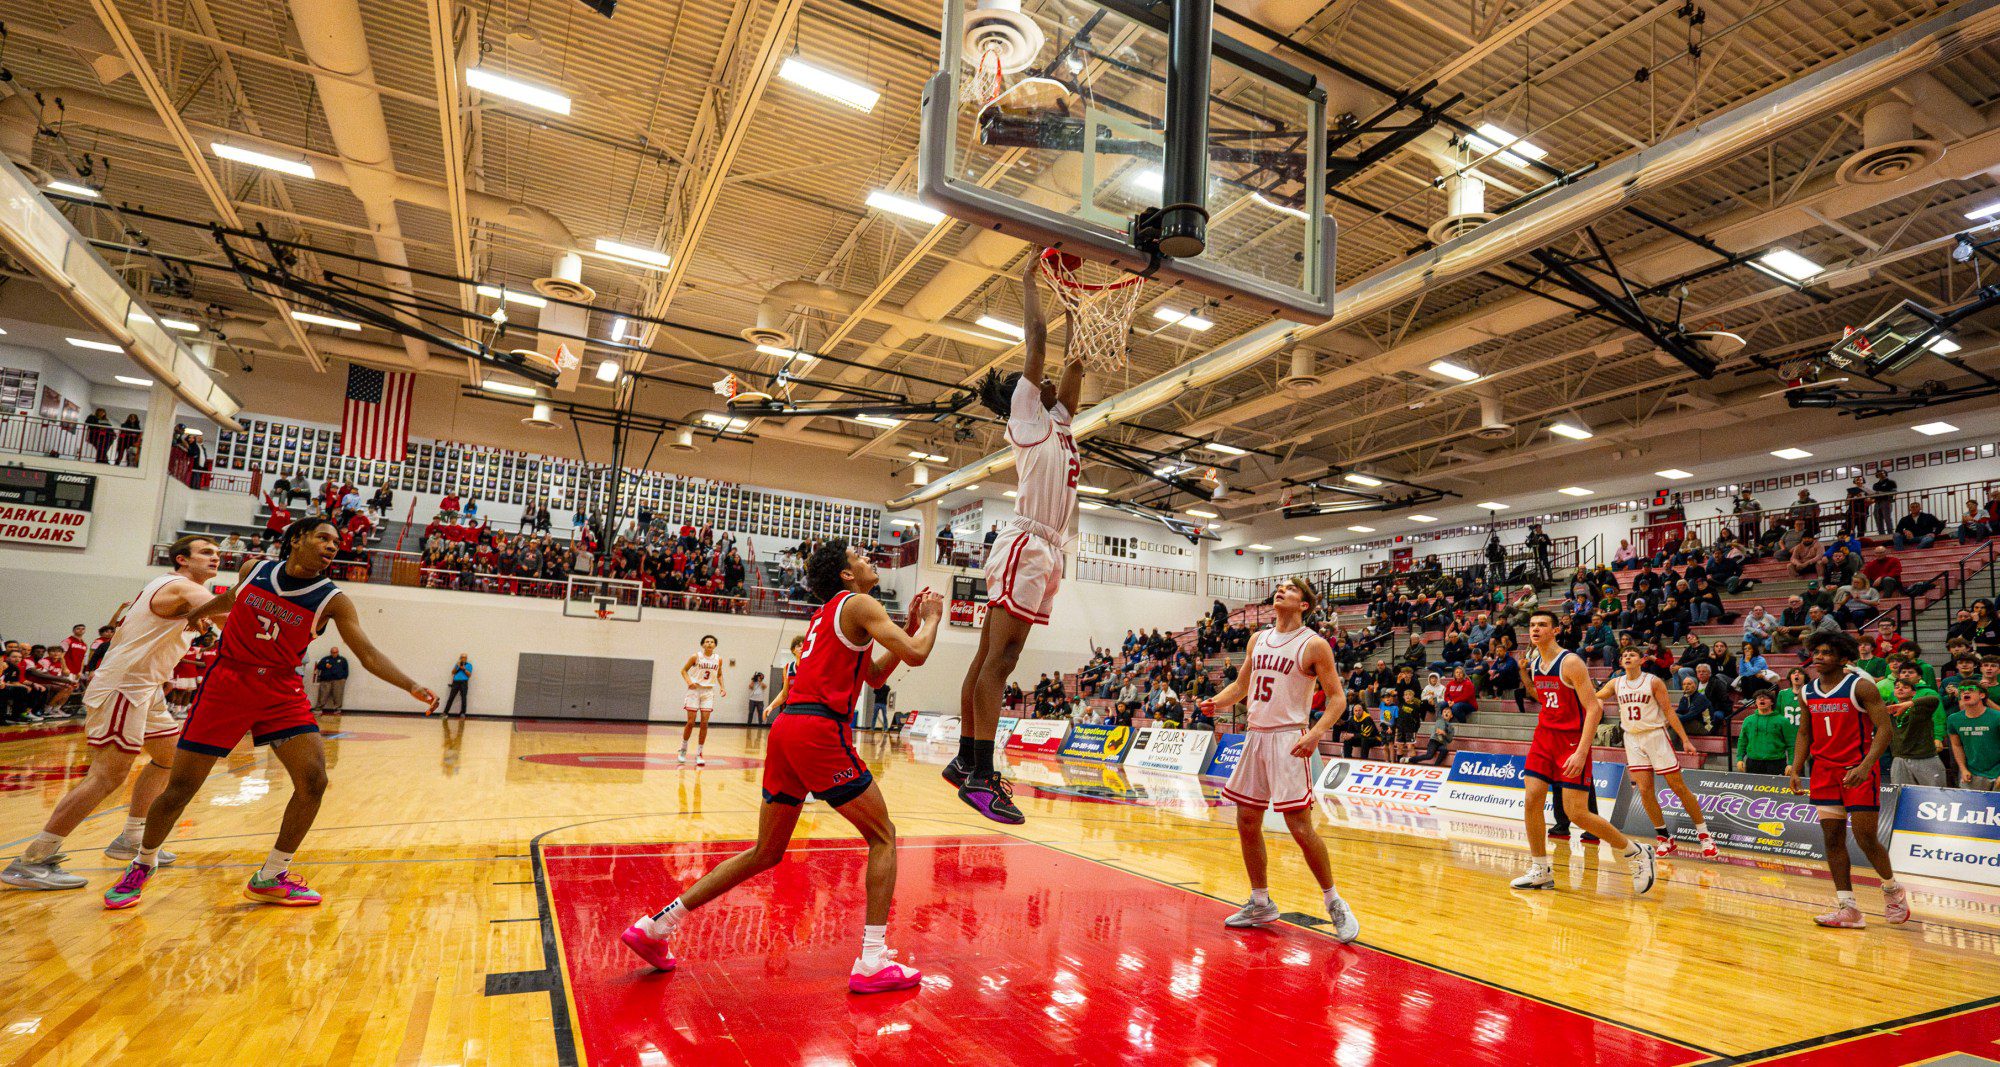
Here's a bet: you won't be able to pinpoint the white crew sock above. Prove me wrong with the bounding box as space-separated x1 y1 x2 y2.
1881 878 1902 893
1622 843 1643 860
258 849 294 881
1321 885 1341 909
136 846 160 868
1693 822 1711 837
1835 890 1857 908
122 817 146 839
860 924 888 969
22 831 64 863
1249 887 1272 906
646 899 688 938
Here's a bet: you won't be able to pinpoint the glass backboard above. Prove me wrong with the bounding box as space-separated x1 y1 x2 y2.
919 0 1335 322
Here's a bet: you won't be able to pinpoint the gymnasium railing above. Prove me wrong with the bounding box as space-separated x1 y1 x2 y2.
0 411 141 466
1631 476 2000 554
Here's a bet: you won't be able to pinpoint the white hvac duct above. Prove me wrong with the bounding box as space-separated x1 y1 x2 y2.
895 0 2000 508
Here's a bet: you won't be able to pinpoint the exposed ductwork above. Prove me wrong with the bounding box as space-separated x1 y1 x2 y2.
1278 347 1321 394
1471 386 1512 440
1837 97 1943 185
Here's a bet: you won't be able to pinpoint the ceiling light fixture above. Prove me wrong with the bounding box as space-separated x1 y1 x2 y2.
1129 169 1164 193
1655 468 1693 479
865 191 945 225
851 414 902 428
1250 193 1311 220
1558 486 1594 496
593 238 673 271
1186 508 1218 519
1753 248 1824 282
46 180 100 198
66 337 123 352
1078 500 1104 511
975 315 1024 340
1475 501 1511 510
1427 360 1480 382
755 344 817 365
480 380 538 398
1347 525 1375 533
1154 307 1214 331
1548 420 1593 440
114 374 154 387
1293 534 1321 543
1078 485 1110 495
777 57 881 113
291 310 362 331
1964 201 2000 221
477 285 548 308
1343 473 1384 488
1408 514 1437 523
1247 543 1273 551
595 360 620 383
1771 447 1813 460
464 67 572 115
610 317 629 342
1912 421 1959 436
210 142 316 179
1203 442 1247 456
1466 122 1547 169
700 412 751 432
1927 336 1963 355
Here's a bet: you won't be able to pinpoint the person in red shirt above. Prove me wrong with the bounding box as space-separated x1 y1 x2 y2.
264 495 292 547
1873 621 1908 656
1443 666 1478 721
1860 546 1904 597
61 624 91 676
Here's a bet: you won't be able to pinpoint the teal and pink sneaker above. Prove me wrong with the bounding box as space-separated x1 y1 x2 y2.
102 862 153 910
244 871 321 907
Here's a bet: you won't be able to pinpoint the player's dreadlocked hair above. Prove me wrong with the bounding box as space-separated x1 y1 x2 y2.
806 538 854 603
977 369 1023 419
278 515 338 560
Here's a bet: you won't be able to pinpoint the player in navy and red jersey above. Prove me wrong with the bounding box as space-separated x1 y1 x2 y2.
622 539 944 994
102 517 436 911
1510 610 1656 894
1787 631 1908 929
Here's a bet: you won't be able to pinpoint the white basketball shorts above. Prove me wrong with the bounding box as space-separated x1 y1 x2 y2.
985 527 1062 625
1220 728 1314 812
85 687 180 753
683 687 716 713
1623 728 1680 774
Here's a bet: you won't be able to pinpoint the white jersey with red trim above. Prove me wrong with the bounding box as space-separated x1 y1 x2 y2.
688 651 720 689
1007 377 1078 536
1612 673 1668 734
1244 626 1321 729
84 574 201 700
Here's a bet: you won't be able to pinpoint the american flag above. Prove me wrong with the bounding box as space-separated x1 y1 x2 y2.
340 364 413 462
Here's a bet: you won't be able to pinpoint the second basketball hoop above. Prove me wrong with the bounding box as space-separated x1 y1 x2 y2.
1038 248 1143 373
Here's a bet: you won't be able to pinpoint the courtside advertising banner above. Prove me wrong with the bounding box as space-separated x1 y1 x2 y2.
1005 719 1069 754
1203 733 1248 778
926 715 963 743
902 712 942 738
996 716 1019 743
1127 727 1215 774
1433 753 1625 819
1058 723 1135 764
1315 758 1449 807
1889 786 2000 886
1613 769 1897 861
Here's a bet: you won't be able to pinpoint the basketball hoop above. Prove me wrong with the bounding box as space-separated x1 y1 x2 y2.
960 0 1044 108
714 372 773 408
1038 248 1143 373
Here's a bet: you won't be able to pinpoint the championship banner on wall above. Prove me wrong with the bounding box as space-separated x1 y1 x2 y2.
1613 769 1897 862
1005 719 1069 754
1433 752 1625 820
902 712 942 737
1315 758 1449 807
1203 734 1248 779
1058 723 1135 764
1126 727 1215 774
1888 786 2000 886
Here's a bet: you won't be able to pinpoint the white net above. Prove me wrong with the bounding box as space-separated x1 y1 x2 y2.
961 40 1008 108
1039 251 1144 373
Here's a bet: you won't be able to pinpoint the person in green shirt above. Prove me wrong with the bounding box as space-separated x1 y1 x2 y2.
1735 690 1796 775
1854 638 1889 682
1774 667 1809 728
1886 678 1946 787
1888 645 1936 690
1947 686 2000 791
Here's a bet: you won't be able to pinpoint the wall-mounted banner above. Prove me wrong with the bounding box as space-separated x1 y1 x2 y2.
1058 723 1135 764
1888 786 2000 886
1005 719 1070 754
1126 727 1216 774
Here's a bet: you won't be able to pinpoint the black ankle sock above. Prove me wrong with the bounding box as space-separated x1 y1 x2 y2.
972 739 995 777
956 736 975 767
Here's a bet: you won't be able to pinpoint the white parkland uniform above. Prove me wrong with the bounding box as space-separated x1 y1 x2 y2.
985 377 1077 625
84 574 202 752
1221 626 1323 813
684 650 721 712
1613 673 1679 773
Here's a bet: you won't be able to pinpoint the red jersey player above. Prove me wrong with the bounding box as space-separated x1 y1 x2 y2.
947 254 1083 825
622 540 943 994
1511 610 1657 894
1786 631 1909 928
102 517 436 910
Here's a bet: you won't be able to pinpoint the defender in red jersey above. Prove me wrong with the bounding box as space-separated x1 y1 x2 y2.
101 518 436 912
1785 631 1908 929
622 540 944 994
1511 611 1656 894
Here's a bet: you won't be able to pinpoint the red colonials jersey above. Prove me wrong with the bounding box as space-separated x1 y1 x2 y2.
1804 670 1873 768
215 559 342 677
785 591 874 716
1529 649 1584 731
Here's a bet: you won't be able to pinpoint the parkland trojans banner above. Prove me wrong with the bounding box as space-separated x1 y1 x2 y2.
1126 727 1215 774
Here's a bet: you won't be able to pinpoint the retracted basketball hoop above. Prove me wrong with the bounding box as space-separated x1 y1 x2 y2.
714 372 774 408
1038 248 1143 373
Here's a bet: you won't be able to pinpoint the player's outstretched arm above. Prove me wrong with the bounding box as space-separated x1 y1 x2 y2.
1057 343 1084 414
325 593 438 712
859 589 943 685
1021 255 1048 386
175 557 256 623
1848 679 1895 787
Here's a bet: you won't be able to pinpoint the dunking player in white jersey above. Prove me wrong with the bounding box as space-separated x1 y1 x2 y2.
946 254 1084 825
1598 649 1716 858
2 535 220 891
679 635 725 765
1198 578 1360 941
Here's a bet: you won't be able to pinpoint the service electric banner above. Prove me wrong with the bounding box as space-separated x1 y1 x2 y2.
1005 719 1069 754
1058 723 1135 764
1888 786 2000 886
1612 768 1897 861
1203 734 1248 778
1127 727 1215 774
1315 758 1449 807
1433 752 1624 819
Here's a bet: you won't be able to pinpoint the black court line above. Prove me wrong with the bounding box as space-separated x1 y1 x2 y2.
1687 992 2000 1065
490 917 540 924
485 970 556 996
921 813 1728 1061
493 880 535 885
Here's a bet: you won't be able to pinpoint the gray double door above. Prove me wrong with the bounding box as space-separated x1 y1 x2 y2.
513 653 654 720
